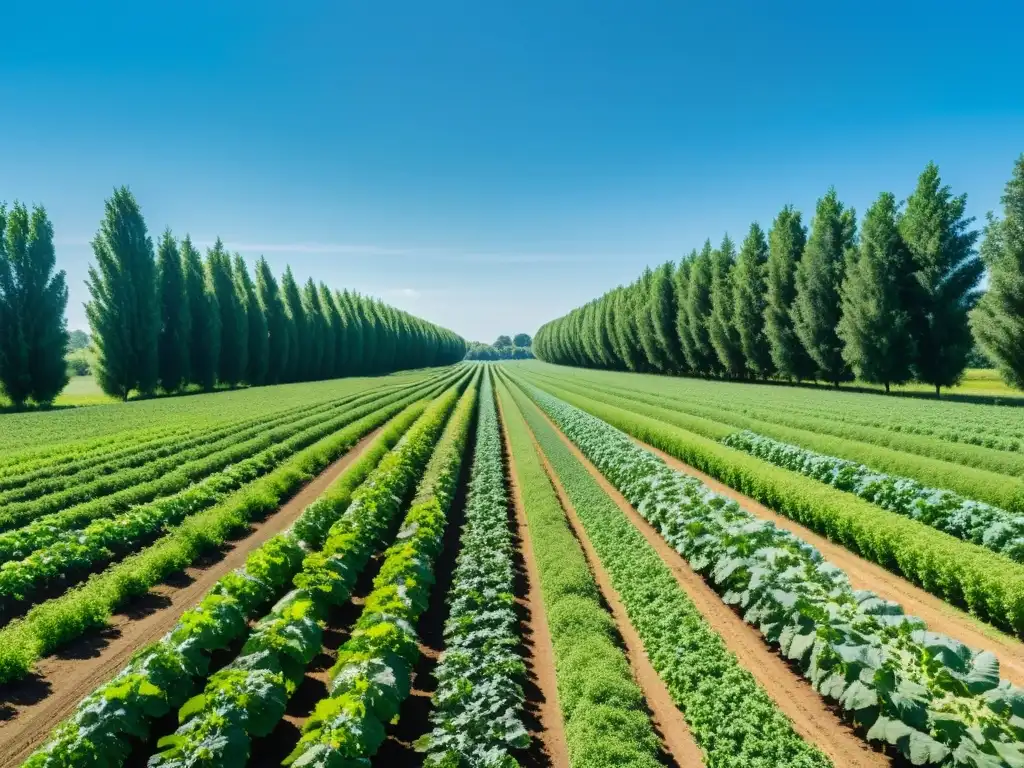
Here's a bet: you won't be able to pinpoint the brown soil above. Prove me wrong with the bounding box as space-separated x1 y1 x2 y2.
519 426 704 767
0 428 382 768
637 439 1024 686
534 408 888 768
500 414 571 768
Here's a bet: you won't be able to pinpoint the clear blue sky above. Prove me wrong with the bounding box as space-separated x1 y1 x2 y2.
2 1 1021 343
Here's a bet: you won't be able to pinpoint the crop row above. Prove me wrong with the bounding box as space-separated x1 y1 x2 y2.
500 373 830 767
523 368 1024 513
517 377 1024 767
724 430 1024 563
0 384 392 505
0 392 389 565
0 374 459 685
147 383 469 767
496 377 664 768
416 373 530 767
0 378 436 536
0 381 451 615
21 394 438 768
522 372 1024 636
283 382 477 767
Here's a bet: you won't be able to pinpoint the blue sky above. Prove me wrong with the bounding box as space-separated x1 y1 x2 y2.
2 1 1021 343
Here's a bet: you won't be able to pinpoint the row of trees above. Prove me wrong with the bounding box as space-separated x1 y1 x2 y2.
536 157 1024 395
463 333 534 360
0 204 69 406
87 188 467 399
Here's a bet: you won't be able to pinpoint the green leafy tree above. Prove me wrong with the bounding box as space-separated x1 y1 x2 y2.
650 261 684 372
683 241 719 376
206 239 247 386
86 187 159 399
0 204 69 405
280 267 307 381
792 189 856 385
674 256 695 374
971 154 1024 389
733 222 774 378
320 283 344 378
513 332 532 347
765 205 815 381
900 163 983 395
255 257 287 384
234 254 268 385
181 236 219 390
337 290 364 375
67 329 90 351
301 278 326 379
636 267 671 372
838 192 915 392
494 335 513 350
155 230 190 392
709 234 745 377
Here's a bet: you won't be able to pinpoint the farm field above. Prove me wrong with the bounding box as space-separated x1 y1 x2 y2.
3 360 1024 768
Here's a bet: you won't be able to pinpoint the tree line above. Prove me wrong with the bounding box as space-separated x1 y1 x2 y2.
536 157 1024 395
464 333 534 360
0 187 466 406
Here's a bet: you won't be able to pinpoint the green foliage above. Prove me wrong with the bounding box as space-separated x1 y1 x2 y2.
234 255 268 386
506 376 831 767
181 236 219 391
156 230 190 393
971 155 1024 390
684 242 719 375
302 278 326 380
765 205 815 380
86 187 160 399
206 239 247 387
67 329 90 352
255 257 288 384
838 192 915 390
650 261 684 371
636 267 671 372
497 377 663 768
709 234 745 377
280 266 307 382
792 188 856 385
0 203 69 406
517 377 1024 767
733 222 774 378
513 332 532 347
901 163 983 395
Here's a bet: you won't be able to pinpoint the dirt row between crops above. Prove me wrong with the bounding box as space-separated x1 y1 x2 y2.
528 405 888 768
0 427 383 768
634 439 1024 687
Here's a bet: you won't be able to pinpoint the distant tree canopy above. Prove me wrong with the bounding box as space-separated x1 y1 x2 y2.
67 330 90 352
77 188 465 400
464 333 535 360
535 160 1015 395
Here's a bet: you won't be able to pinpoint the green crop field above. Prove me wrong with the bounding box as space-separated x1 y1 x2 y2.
3 359 1024 768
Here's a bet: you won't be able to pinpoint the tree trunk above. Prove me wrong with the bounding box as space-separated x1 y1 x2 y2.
935 384 941 398
885 382 890 394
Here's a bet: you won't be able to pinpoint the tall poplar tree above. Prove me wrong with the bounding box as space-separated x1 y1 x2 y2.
155 230 190 392
301 278 326 379
320 283 344 378
206 239 246 386
971 155 1024 389
280 267 307 381
733 222 774 378
255 257 288 384
709 234 745 377
838 192 914 392
234 254 268 385
0 204 69 406
636 267 670 372
765 205 814 381
900 163 983 395
337 290 363 375
792 189 856 386
650 261 684 372
181 236 219 390
684 241 719 376
86 187 159 399
674 256 695 374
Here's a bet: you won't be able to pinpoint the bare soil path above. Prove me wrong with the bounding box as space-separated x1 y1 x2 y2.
636 438 1024 686
533 408 888 768
0 428 382 768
